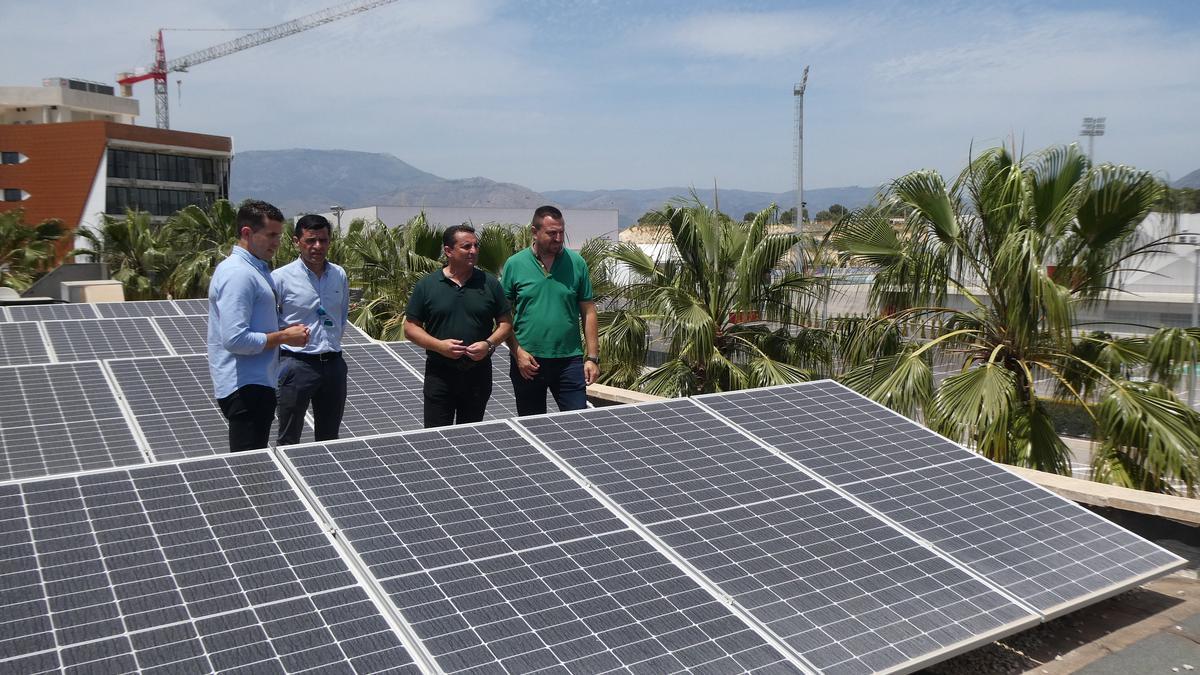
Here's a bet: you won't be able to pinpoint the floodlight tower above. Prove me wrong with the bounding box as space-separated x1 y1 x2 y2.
1080 116 1106 164
793 66 810 230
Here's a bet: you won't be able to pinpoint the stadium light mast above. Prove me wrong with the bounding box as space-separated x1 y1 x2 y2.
1080 116 1106 164
794 66 810 231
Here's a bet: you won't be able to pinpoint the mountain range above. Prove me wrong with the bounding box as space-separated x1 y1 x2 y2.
230 149 880 229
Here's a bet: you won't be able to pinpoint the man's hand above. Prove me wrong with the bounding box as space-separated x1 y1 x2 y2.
515 347 540 380
583 359 600 386
280 323 309 347
438 338 468 360
464 341 492 362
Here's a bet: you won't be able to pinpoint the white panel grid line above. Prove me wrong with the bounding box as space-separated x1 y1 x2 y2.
0 321 54 366
281 426 802 675
503 418 819 675
146 315 179 356
93 300 183 319
97 360 156 465
0 360 146 482
42 317 172 363
0 305 9 321
151 315 208 356
0 451 422 673
35 320 58 363
514 399 1042 675
103 354 230 461
6 303 99 322
172 298 209 316
695 381 1187 619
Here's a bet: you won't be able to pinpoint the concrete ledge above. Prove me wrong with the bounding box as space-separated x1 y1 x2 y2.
586 384 666 406
1007 466 1200 526
586 384 1200 526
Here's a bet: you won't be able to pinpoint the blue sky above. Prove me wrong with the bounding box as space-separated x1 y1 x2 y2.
3 1 1197 192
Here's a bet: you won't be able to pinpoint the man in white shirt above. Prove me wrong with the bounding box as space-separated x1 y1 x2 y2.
272 214 350 445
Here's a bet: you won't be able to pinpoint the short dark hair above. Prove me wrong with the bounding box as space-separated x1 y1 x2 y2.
531 205 564 230
294 214 332 238
442 224 476 248
237 200 284 233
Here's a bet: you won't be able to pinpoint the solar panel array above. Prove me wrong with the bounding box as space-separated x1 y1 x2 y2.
696 382 1185 618
0 452 421 674
282 424 802 674
0 296 1187 674
515 400 1038 673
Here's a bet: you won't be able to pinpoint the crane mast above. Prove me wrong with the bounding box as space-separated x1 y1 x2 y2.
117 0 399 129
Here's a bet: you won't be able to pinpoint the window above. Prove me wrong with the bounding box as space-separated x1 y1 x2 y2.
1 151 21 164
105 185 216 216
2 188 24 202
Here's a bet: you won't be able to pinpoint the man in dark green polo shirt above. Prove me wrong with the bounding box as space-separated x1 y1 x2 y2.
502 205 600 415
404 225 512 427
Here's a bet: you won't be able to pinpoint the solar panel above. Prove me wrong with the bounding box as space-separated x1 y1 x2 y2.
696 381 1186 617
104 355 230 460
343 323 374 345
0 322 52 366
93 299 182 318
43 317 171 362
0 306 8 321
6 303 98 322
282 424 802 674
0 452 422 674
0 361 145 481
339 344 426 437
153 315 208 355
386 341 530 420
173 298 209 315
517 400 1037 674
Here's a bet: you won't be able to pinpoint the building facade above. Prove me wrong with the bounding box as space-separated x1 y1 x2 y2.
0 79 231 257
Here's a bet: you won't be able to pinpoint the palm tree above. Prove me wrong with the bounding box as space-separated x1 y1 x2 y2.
0 209 65 292
343 214 442 340
73 210 173 300
164 199 239 299
602 196 830 395
827 143 1200 495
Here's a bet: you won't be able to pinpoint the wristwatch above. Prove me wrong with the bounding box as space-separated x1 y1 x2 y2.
585 355 600 365
485 339 497 354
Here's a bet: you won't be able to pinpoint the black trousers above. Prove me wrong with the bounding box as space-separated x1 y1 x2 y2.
423 359 492 428
276 351 348 446
216 384 276 452
510 355 588 416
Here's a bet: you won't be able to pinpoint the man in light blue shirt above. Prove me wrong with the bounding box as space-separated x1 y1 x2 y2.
272 214 351 445
208 200 309 452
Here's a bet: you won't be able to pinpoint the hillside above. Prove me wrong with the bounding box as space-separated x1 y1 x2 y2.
230 148 879 227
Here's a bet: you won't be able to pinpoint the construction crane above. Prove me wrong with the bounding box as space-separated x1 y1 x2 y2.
117 0 400 129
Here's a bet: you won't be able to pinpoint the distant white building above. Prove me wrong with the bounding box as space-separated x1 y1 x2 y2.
317 205 619 249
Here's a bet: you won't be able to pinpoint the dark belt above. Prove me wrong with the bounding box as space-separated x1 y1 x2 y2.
281 350 342 363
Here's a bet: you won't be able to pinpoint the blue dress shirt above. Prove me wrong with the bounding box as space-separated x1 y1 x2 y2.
272 259 349 354
207 246 280 399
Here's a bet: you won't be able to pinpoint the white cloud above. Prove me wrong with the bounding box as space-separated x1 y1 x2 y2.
659 10 842 59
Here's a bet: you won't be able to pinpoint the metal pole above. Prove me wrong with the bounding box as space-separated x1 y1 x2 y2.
794 67 809 231
1191 246 1198 408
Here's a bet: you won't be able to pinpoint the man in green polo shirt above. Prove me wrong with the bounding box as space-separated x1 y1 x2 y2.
404 224 512 427
502 205 600 415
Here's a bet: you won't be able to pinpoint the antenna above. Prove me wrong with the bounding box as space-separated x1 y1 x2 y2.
793 66 810 231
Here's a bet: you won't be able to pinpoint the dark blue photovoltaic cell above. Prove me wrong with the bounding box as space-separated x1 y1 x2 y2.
0 322 51 367
93 300 182 319
43 318 170 362
6 303 98 322
153 315 208 355
283 424 802 674
173 298 209 315
517 400 1037 674
0 452 419 674
699 381 1186 615
0 362 143 481
338 345 425 437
